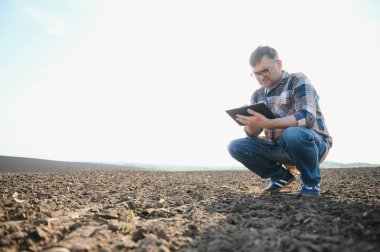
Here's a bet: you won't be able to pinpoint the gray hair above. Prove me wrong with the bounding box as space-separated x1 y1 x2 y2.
249 46 279 67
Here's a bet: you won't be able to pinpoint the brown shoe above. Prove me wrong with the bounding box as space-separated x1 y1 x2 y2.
285 165 300 175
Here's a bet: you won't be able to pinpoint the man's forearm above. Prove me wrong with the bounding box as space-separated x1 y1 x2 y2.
266 115 297 129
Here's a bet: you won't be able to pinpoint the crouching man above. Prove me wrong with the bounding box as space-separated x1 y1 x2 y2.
228 46 332 196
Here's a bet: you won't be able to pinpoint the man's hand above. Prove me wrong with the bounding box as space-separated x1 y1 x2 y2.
236 109 269 128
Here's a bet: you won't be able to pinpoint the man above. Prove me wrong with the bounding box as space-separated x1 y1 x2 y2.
228 46 332 196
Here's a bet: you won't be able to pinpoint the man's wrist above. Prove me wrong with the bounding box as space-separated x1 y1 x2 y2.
264 118 273 129
244 126 262 137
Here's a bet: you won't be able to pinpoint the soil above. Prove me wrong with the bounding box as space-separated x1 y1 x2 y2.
1 168 379 252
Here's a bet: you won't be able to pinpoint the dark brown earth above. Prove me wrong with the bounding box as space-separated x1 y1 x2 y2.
1 168 379 252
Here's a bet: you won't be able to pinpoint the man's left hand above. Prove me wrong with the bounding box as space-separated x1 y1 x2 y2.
236 109 269 128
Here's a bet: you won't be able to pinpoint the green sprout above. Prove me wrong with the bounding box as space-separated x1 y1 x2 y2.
130 210 135 219
58 204 65 209
121 226 132 235
2 193 8 200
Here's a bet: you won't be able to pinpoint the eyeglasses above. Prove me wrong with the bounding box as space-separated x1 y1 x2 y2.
251 67 272 78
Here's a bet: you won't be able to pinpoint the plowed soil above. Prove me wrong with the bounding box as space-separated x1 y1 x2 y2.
1 168 379 252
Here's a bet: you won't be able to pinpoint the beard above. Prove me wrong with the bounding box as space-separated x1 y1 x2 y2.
259 76 281 89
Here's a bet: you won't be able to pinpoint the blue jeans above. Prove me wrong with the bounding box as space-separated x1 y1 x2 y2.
228 127 327 187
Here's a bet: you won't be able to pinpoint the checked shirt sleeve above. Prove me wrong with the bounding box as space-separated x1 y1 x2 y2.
293 78 318 128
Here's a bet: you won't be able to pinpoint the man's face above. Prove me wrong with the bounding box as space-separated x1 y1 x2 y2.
252 56 283 89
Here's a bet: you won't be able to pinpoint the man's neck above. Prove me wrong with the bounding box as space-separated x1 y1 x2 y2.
265 75 283 91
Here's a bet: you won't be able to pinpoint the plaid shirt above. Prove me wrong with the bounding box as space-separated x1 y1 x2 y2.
250 71 333 150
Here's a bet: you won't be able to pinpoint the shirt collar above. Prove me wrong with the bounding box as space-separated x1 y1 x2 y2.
278 70 289 85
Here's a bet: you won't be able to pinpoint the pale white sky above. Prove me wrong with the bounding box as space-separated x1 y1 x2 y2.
0 0 379 166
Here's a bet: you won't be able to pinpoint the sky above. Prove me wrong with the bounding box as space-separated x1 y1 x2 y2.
0 0 379 166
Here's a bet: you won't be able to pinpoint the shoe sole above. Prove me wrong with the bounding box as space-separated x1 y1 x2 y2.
262 177 296 195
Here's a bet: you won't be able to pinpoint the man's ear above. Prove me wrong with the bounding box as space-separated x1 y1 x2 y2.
277 59 283 70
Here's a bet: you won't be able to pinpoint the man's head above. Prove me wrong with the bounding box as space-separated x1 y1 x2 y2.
249 46 283 89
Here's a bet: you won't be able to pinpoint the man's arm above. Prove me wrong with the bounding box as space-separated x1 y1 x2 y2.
265 114 297 129
292 79 318 128
237 110 297 129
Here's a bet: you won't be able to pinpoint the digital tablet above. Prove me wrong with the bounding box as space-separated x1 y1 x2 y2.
226 103 276 126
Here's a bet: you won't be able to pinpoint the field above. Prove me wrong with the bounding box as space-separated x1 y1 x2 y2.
1 168 379 252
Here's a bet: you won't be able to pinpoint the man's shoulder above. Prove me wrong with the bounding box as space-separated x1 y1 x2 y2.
287 72 313 89
289 72 308 82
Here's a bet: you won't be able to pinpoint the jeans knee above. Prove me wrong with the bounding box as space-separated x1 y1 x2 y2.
282 127 300 140
280 127 307 147
228 138 265 161
228 138 259 159
228 139 242 156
